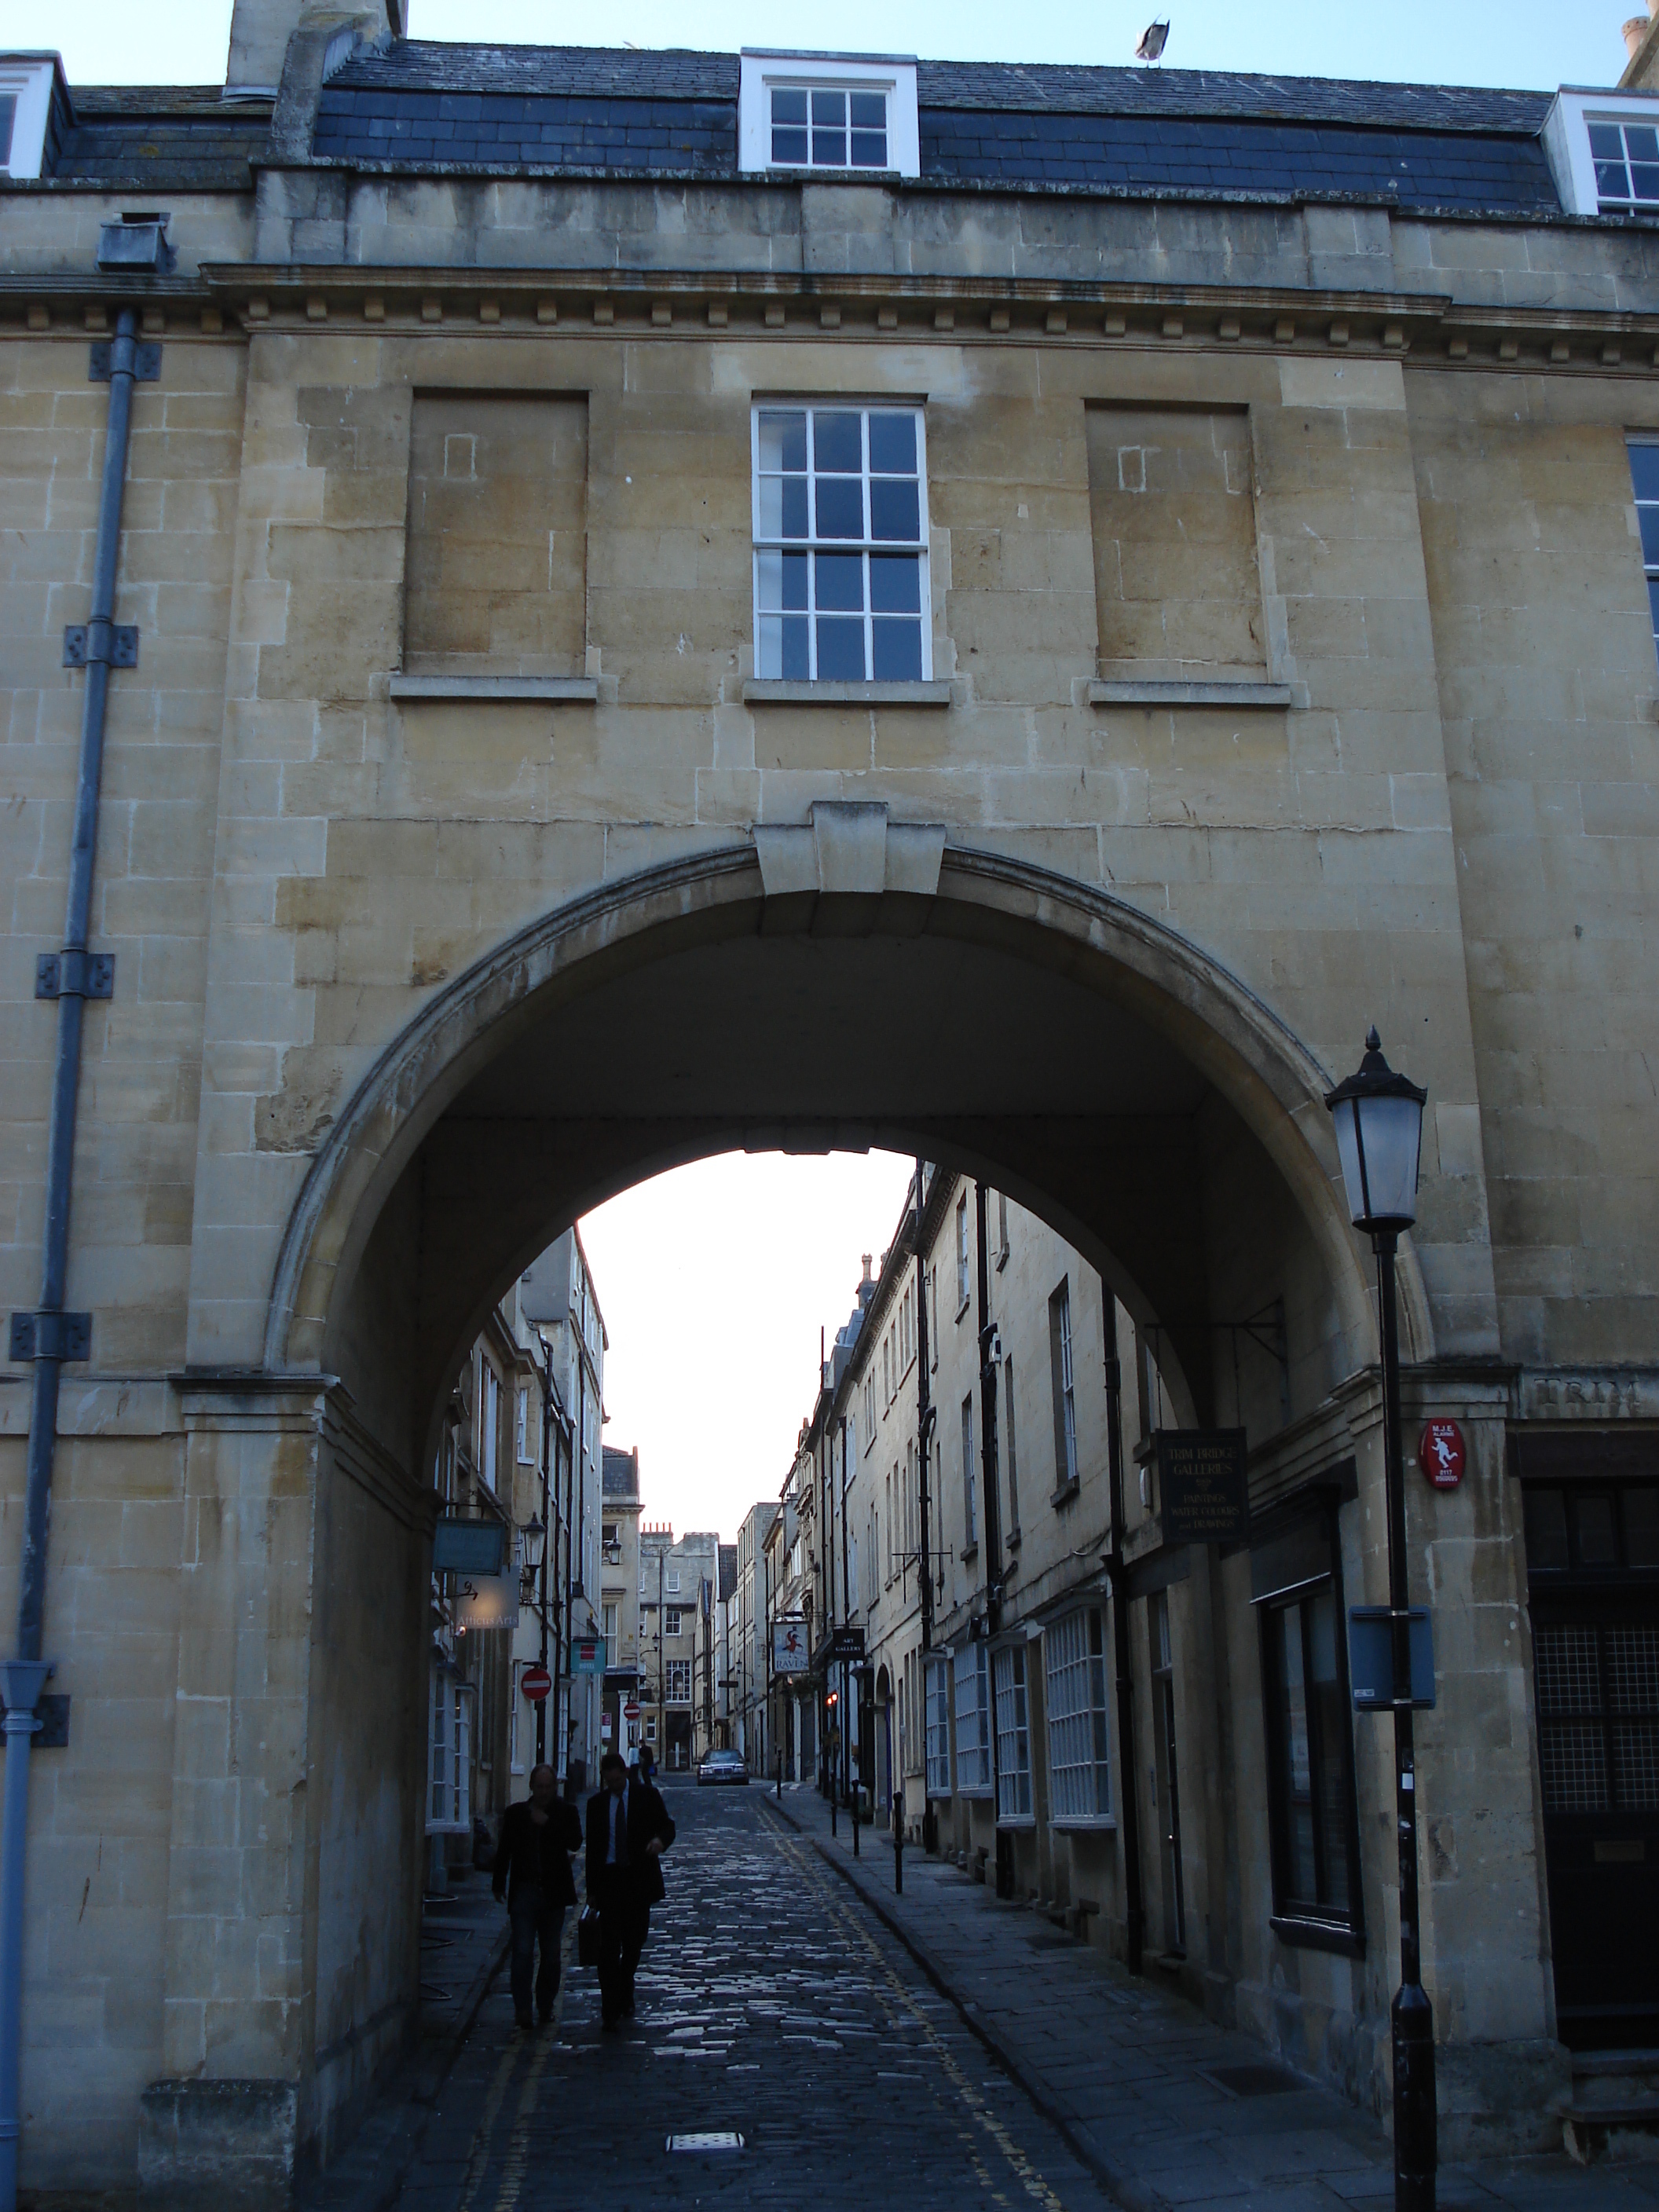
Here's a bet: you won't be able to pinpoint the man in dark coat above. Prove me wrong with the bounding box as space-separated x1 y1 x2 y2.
584 1748 676 2029
493 1762 583 2029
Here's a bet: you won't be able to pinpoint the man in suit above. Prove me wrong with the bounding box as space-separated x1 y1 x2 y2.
584 1748 676 2029
493 1762 583 2030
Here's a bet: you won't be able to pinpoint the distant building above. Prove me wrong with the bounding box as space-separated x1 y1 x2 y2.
600 1447 643 1759
639 1526 720 1771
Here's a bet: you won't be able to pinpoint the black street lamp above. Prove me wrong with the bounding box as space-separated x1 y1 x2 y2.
1324 1027 1434 2212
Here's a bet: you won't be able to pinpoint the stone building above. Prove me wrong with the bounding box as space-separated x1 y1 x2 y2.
732 1500 779 1772
518 1225 608 1785
599 1444 643 1757
638 1525 718 1771
6 0 1659 2195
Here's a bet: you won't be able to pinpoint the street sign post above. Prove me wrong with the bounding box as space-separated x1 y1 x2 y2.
623 1701 641 1722
520 1664 552 1702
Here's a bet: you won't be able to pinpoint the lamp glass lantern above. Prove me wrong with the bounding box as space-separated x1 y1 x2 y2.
1323 1028 1427 1235
521 1515 546 1573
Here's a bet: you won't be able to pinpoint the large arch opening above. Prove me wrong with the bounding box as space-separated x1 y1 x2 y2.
265 831 1427 2163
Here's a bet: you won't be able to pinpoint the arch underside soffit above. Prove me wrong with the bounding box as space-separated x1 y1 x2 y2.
265 836 1423 1465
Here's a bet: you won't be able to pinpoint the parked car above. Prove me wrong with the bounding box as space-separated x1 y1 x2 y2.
696 1749 749 1788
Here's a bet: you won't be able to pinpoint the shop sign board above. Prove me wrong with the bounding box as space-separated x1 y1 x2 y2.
772 1621 810 1673
1156 1428 1248 1543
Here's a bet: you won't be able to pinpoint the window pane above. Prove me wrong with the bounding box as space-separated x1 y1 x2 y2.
870 553 921 613
1649 577 1659 639
1591 123 1626 157
772 126 808 164
815 551 864 611
814 412 863 472
772 89 808 123
756 548 808 610
1628 124 1659 161
758 410 808 474
1640 505 1659 566
815 478 863 539
758 475 809 540
1523 1486 1569 1572
851 131 887 167
850 93 886 129
1307 1591 1351 1911
1631 445 1659 504
870 478 921 543
1276 1606 1317 1903
813 132 845 166
757 613 808 679
811 90 846 124
868 412 917 475
1577 1493 1618 1566
1598 160 1632 199
1627 1486 1659 1566
1635 164 1659 202
816 616 866 679
872 618 922 679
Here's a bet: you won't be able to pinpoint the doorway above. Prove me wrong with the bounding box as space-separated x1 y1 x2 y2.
1524 1478 1659 2047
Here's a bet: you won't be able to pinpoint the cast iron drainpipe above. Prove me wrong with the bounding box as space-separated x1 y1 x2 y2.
0 307 141 2212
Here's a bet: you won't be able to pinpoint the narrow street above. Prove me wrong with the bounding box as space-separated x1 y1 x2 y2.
397 1787 1116 2211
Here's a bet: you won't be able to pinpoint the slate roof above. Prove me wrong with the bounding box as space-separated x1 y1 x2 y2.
30 43 1574 217
49 86 273 189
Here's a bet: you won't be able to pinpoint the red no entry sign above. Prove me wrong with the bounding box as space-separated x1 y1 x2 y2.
1419 1419 1465 1489
623 1701 641 1722
520 1664 553 1701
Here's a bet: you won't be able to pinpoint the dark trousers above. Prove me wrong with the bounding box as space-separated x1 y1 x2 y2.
508 1886 566 2022
594 1872 650 2025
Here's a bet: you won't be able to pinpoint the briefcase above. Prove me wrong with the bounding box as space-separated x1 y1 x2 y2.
577 1906 600 1968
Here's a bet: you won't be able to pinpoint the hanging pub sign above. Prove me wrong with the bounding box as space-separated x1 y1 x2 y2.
456 1549 519 1632
828 1625 866 1662
1155 1428 1248 1543
772 1620 811 1674
432 1518 507 1575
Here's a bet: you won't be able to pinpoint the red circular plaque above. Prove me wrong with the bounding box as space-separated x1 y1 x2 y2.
623 1702 641 1721
520 1664 553 1701
1419 1418 1465 1489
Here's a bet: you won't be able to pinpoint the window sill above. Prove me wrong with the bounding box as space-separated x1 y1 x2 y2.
390 674 599 702
1005 1529 1021 1551
956 1297 971 1322
1049 1481 1080 1508
1269 1914 1365 1958
1088 679 1295 711
1050 1815 1117 1833
994 1815 1036 1833
743 679 952 707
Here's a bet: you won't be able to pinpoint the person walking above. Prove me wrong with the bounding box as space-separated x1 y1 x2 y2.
584 1748 675 2030
493 1762 582 2031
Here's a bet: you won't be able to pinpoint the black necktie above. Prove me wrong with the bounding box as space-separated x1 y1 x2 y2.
614 1790 628 1866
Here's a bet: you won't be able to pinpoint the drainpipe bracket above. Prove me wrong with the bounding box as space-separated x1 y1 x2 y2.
88 341 161 383
63 622 138 669
8 1313 92 1363
35 950 115 1001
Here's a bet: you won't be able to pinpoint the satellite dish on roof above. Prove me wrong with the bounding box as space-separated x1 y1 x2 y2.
1136 20 1170 60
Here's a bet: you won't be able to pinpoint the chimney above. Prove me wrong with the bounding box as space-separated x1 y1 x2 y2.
1628 14 1650 57
225 0 401 92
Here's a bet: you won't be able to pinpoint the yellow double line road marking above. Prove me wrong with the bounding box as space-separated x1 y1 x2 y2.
456 1906 579 2212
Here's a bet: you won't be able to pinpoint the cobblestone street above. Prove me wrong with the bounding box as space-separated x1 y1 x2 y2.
392 1786 1115 2211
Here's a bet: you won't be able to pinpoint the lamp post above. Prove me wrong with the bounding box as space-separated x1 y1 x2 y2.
1324 1027 1434 2212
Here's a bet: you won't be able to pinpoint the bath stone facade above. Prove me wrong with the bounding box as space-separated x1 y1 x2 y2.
4 0 1659 2199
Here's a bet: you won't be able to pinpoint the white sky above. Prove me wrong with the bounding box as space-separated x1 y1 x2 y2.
39 0 1620 1538
577 1152 916 1544
41 0 1620 99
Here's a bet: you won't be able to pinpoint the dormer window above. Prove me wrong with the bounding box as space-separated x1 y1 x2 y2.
1543 89 1659 216
771 86 888 170
1590 119 1659 210
0 56 61 181
739 51 920 179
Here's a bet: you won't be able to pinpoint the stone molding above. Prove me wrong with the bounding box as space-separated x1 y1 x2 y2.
387 673 598 701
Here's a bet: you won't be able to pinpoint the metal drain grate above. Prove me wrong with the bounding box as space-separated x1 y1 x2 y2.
1206 2063 1303 2098
667 2132 745 2153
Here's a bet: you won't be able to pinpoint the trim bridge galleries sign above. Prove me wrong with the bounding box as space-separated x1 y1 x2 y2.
1156 1428 1248 1544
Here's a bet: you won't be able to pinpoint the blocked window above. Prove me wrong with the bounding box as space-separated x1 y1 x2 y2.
405 393 588 674
1049 1281 1078 1496
1085 405 1265 680
1254 1517 1362 1934
752 404 930 682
